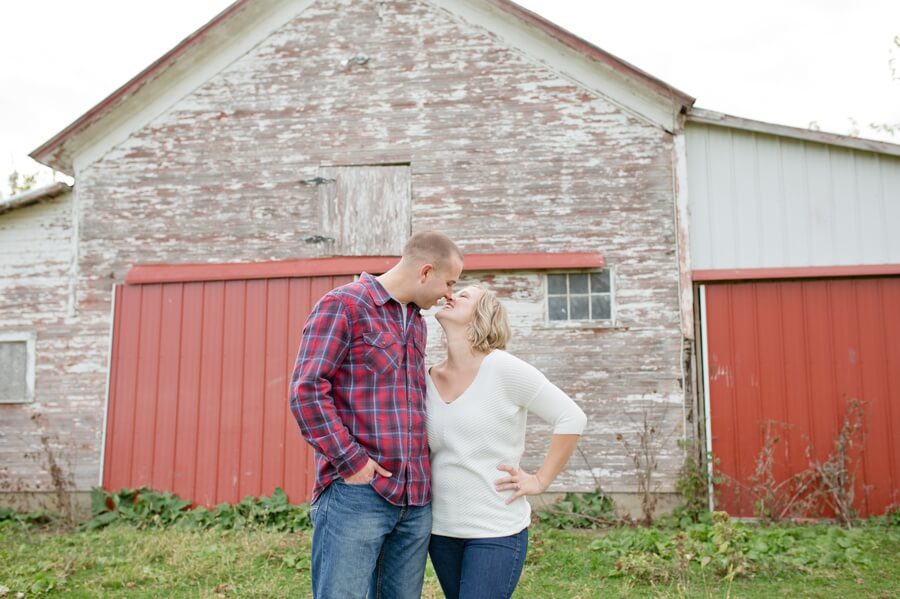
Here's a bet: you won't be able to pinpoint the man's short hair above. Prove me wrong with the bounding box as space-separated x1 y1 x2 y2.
402 231 463 269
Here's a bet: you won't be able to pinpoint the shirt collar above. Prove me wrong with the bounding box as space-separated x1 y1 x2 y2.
360 272 420 311
360 272 393 307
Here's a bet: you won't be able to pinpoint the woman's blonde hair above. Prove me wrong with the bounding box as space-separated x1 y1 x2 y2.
466 287 511 352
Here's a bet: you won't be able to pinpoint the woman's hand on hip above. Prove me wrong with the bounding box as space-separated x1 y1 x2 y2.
495 464 547 505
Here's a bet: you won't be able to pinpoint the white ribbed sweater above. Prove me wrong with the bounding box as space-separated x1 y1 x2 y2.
426 350 587 538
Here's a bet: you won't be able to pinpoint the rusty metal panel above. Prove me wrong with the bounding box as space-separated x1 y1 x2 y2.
705 277 900 517
104 273 351 506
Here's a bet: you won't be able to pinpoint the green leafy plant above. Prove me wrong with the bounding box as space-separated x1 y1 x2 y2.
0 506 60 531
589 511 878 584
536 488 618 529
80 487 311 532
674 438 714 524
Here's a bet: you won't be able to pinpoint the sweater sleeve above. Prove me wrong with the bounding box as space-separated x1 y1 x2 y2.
525 379 587 435
502 352 587 435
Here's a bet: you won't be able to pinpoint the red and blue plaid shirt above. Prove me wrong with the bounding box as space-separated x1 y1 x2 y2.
289 273 430 506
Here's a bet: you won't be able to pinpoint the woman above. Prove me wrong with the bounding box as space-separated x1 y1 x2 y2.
426 285 587 599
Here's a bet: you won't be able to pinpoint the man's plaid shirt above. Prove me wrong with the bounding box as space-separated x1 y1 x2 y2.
289 273 430 506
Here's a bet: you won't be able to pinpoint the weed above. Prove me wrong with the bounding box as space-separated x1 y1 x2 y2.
718 399 870 526
674 438 711 524
805 399 867 526
617 411 661 525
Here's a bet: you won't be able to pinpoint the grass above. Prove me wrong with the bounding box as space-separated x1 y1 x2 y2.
1 520 899 598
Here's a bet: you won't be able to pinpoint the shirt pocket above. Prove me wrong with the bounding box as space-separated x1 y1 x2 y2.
362 330 402 374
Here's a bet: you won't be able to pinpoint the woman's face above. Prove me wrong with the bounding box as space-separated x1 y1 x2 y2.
435 286 485 327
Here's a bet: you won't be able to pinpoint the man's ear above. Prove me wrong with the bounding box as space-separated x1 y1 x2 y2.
419 263 434 282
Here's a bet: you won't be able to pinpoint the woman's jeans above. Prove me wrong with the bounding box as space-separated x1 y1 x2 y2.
310 479 432 599
428 528 529 599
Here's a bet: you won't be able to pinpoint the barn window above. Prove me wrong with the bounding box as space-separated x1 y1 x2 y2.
546 270 613 322
0 332 35 404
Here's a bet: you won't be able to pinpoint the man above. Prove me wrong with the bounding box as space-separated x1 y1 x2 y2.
289 231 464 599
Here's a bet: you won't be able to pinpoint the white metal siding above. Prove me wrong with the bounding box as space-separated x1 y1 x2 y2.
686 123 900 270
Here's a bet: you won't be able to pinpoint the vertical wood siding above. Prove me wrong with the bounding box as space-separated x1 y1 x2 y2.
104 274 350 505
705 277 900 516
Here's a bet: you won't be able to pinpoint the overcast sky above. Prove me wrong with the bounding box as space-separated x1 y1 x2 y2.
2 0 898 191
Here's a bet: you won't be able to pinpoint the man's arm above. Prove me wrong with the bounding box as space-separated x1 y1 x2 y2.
288 295 371 478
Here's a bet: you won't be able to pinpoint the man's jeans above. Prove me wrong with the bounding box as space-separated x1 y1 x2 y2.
310 479 432 599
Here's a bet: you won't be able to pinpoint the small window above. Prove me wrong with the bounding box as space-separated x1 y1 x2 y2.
0 333 35 404
546 270 613 322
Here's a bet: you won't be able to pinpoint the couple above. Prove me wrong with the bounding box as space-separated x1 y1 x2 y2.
289 231 586 599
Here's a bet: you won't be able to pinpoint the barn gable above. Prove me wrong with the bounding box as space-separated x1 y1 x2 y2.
31 0 692 176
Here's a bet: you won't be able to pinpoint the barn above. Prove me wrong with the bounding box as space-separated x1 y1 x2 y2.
684 111 900 517
2 0 898 519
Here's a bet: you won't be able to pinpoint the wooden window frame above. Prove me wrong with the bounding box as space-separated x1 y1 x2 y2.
543 268 615 327
0 331 36 404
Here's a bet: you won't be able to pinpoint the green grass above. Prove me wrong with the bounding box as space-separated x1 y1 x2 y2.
2 521 898 598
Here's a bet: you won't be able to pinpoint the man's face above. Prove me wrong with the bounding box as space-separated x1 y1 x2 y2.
417 256 463 309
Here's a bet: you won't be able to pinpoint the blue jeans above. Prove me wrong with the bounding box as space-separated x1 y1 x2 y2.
310 480 432 599
428 528 529 599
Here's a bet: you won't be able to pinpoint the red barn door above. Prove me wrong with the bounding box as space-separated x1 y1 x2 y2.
103 274 351 507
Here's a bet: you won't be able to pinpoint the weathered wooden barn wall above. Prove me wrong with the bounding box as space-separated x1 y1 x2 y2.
21 0 684 494
0 191 96 492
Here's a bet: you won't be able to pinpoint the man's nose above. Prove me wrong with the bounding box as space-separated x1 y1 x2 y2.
443 289 454 300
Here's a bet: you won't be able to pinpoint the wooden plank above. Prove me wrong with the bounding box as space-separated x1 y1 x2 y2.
261 279 289 496
106 285 143 491
124 253 606 284
103 285 127 490
780 282 814 491
856 279 891 514
283 276 312 503
217 280 247 503
239 280 268 500
193 282 225 507
131 284 162 489
152 283 184 492
879 279 900 511
693 264 900 282
171 283 204 502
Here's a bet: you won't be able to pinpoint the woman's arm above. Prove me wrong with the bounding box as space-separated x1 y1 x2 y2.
496 433 581 504
496 367 587 504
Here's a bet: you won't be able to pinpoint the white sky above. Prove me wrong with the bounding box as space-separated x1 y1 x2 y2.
1 0 898 191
